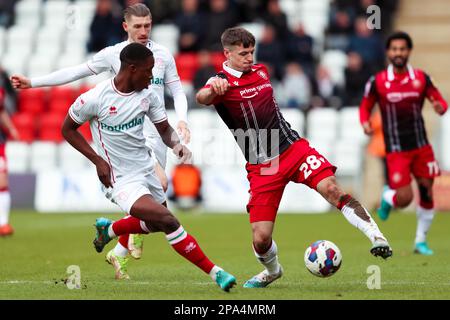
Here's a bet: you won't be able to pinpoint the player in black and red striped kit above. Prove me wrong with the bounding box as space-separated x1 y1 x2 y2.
197 27 392 288
359 32 448 255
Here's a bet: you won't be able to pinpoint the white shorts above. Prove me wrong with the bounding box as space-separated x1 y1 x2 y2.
143 118 168 169
102 171 166 214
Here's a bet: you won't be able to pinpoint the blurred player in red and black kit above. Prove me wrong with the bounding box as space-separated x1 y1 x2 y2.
196 27 392 288
0 85 19 236
359 31 448 255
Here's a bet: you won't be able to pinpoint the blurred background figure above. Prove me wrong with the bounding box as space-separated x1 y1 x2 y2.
262 0 290 41
343 51 371 106
257 24 285 81
169 164 202 210
286 24 315 78
311 65 341 109
281 62 311 112
0 0 16 28
87 0 125 52
201 0 239 51
347 16 384 71
175 0 205 52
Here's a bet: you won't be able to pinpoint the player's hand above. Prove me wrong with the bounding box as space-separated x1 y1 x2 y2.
10 74 31 89
362 121 373 135
209 77 230 96
177 121 191 144
173 143 192 164
94 156 113 188
431 99 446 115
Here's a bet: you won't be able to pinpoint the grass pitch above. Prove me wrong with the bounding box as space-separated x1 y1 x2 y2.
1 210 450 300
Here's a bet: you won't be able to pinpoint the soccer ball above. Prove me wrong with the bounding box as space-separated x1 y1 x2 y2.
304 240 342 277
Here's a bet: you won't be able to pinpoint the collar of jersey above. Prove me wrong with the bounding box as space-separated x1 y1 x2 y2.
111 79 135 96
387 64 415 81
223 62 245 78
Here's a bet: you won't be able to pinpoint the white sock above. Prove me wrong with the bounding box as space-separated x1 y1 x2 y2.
383 188 396 207
113 242 129 257
253 240 280 275
108 225 117 239
341 199 386 244
209 265 223 281
0 191 11 226
415 206 435 244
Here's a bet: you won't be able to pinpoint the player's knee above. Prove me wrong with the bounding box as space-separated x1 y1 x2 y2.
157 211 180 233
320 177 343 205
253 232 272 253
396 190 414 207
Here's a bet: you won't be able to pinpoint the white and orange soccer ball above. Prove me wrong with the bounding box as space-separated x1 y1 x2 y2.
304 240 342 277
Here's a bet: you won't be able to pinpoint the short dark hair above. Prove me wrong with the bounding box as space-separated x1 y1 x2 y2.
123 3 152 22
221 27 256 49
386 31 413 49
120 43 153 67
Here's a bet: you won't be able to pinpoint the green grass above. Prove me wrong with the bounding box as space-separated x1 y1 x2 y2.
1 210 450 299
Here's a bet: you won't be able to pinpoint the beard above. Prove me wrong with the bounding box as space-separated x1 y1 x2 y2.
391 56 408 68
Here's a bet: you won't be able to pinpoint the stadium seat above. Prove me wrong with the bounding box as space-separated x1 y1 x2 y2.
29 141 58 172
27 55 56 79
0 27 5 57
5 141 30 173
175 53 199 82
48 86 76 115
339 107 368 145
17 88 47 116
58 141 89 171
42 0 71 27
37 113 66 142
280 108 305 137
440 112 450 170
151 24 179 55
333 140 363 176
11 112 35 143
321 50 348 86
306 108 338 142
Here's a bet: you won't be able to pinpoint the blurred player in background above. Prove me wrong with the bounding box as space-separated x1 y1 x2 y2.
196 27 392 289
62 43 236 291
10 4 190 277
359 31 448 255
0 85 19 236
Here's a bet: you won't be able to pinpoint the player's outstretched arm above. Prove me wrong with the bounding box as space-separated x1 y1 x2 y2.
10 63 94 89
61 115 112 188
196 77 230 106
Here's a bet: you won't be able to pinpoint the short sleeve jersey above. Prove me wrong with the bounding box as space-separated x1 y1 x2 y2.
205 63 300 164
68 79 167 181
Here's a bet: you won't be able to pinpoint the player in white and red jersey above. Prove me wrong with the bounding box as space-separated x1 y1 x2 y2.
62 43 236 291
196 27 392 288
0 86 19 236
360 32 448 255
10 4 189 276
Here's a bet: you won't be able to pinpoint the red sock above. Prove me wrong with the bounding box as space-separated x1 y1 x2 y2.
393 193 398 207
166 226 214 274
112 216 148 236
118 234 130 249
